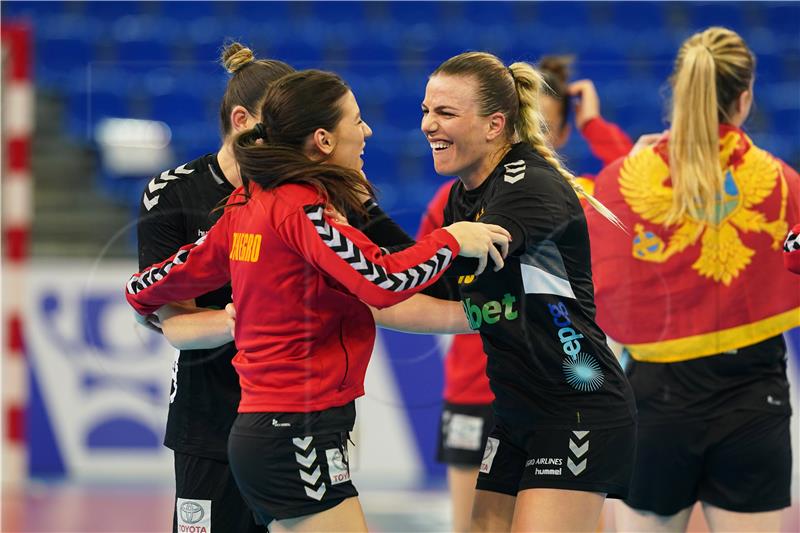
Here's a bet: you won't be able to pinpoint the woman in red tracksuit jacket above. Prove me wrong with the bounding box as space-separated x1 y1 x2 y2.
126 69 510 532
419 55 633 533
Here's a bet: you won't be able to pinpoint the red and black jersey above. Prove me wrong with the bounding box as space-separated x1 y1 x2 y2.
418 117 633 406
128 183 459 413
137 153 237 462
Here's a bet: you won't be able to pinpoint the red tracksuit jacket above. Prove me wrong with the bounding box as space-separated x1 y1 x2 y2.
127 183 459 413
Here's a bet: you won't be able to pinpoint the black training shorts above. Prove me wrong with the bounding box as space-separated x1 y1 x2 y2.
228 419 358 525
173 451 261 533
437 402 495 467
624 409 791 515
476 419 636 499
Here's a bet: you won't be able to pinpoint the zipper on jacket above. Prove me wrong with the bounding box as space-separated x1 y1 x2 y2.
337 320 350 391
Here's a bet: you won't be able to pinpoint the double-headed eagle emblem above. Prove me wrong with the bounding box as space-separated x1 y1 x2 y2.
621 131 788 286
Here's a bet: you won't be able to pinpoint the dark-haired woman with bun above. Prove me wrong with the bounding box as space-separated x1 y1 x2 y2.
135 42 294 533
128 68 510 531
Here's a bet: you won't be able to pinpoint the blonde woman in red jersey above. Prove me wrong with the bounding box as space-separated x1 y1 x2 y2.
418 56 633 533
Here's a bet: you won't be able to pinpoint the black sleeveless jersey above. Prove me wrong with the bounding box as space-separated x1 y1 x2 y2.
138 153 237 461
444 143 637 430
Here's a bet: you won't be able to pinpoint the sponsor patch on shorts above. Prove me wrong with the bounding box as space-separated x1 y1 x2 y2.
177 498 211 533
445 413 484 451
480 437 499 474
326 447 351 485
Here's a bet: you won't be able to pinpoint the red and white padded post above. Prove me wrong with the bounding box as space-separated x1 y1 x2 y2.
1 22 33 485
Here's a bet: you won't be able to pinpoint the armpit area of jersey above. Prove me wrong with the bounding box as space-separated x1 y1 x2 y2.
229 402 356 438
349 199 415 249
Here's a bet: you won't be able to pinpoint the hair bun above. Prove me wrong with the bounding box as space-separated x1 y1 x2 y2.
221 42 255 74
537 55 573 85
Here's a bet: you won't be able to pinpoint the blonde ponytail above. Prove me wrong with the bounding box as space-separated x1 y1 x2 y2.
666 27 755 226
509 62 623 229
667 45 722 225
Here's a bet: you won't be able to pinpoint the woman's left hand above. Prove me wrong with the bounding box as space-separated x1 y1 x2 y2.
568 79 601 130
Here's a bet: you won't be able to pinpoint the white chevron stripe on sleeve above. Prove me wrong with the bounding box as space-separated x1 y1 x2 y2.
147 178 168 194
418 262 434 284
351 252 369 271
159 170 181 181
307 207 323 221
173 163 194 174
143 195 160 211
329 227 343 249
304 205 452 292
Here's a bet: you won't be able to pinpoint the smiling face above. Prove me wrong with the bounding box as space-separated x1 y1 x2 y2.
327 90 372 171
421 74 506 187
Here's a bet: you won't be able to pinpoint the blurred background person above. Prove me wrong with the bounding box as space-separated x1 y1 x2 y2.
538 55 633 194
587 26 800 533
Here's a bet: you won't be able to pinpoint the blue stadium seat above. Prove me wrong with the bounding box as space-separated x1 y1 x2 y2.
757 53 788 82
266 41 324 69
462 1 517 24
535 1 590 28
347 41 401 72
690 2 745 31
114 39 172 67
172 121 221 163
37 37 93 72
308 0 366 25
612 1 667 29
383 94 425 131
68 88 129 139
388 1 443 27
72 1 145 21
10 0 795 211
150 89 211 128
2 0 64 18
574 45 630 82
155 0 221 20
765 2 800 36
